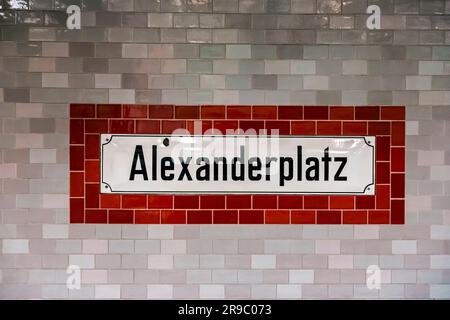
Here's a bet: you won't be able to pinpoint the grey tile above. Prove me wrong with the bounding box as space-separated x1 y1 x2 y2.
187 0 212 12
122 74 148 89
395 0 419 13
200 44 225 58
69 43 95 57
251 45 277 59
251 75 277 90
225 14 251 28
162 0 187 12
420 0 445 14
239 0 265 13
133 29 161 42
173 44 200 58
368 0 394 13
291 0 315 13
30 119 55 133
174 14 199 28
161 29 187 43
381 45 406 59
122 13 148 27
252 14 277 29
187 59 213 73
432 46 450 60
317 0 342 13
342 0 368 13
277 15 303 29
266 0 290 13
277 45 303 59
134 0 160 11
96 12 122 27
17 11 43 25
4 88 29 102
213 0 238 12
95 43 122 58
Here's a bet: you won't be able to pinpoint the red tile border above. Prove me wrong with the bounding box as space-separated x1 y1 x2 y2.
70 104 405 225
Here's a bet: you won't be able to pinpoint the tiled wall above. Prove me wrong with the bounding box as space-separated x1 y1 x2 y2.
1 0 450 299
69 104 405 225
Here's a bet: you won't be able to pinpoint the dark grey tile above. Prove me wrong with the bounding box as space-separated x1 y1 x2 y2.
69 42 95 57
4 88 30 102
44 11 67 26
17 11 43 25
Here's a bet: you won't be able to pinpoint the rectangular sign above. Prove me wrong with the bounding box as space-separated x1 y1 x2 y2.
101 134 375 195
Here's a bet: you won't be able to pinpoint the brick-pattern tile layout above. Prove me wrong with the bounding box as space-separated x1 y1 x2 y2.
70 104 405 225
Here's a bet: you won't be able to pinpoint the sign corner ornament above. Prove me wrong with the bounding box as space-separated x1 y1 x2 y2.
100 134 376 196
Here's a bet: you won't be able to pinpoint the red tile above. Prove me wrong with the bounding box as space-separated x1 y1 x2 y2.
355 106 379 120
391 173 405 198
85 209 107 223
85 160 100 183
304 196 329 209
239 210 264 224
70 104 95 118
97 104 121 118
376 162 390 184
100 194 121 208
122 195 147 209
85 184 99 208
85 135 100 160
213 210 238 224
391 200 404 224
391 148 405 172
227 195 251 209
266 121 290 135
317 210 341 224
304 106 328 120
175 105 199 119
70 146 84 170
70 172 84 197
110 120 134 133
391 122 405 146
109 210 134 224
200 195 225 209
343 122 367 135
265 210 290 224
136 120 160 134
368 122 390 135
187 120 213 134
252 105 277 119
124 104 148 118
174 195 199 209
253 195 277 209
135 210 160 224
343 210 367 224
381 106 405 120
161 120 186 134
330 196 354 209
187 210 212 224
201 105 225 119
278 195 303 209
376 185 390 209
291 210 316 224
213 120 239 134
376 136 390 161
278 106 303 120
330 106 354 120
227 106 251 119
148 195 173 209
149 105 174 119
85 119 108 133
70 198 84 223
356 196 375 209
161 210 186 224
317 121 341 135
368 210 390 224
291 121 316 135
70 119 84 144
239 121 265 134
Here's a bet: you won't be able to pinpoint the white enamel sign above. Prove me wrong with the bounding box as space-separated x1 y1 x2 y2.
100 135 375 195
